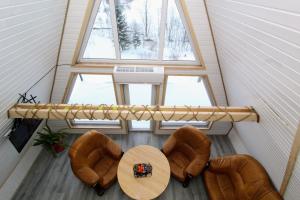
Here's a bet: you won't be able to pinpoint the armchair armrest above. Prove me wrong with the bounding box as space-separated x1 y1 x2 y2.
208 157 233 173
185 157 207 177
76 167 100 186
106 139 122 159
162 135 177 156
260 192 283 200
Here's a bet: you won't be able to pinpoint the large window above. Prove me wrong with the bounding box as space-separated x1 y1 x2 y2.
161 75 213 129
79 0 199 65
66 74 121 127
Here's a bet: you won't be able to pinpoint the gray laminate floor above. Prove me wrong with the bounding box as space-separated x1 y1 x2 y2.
13 132 235 200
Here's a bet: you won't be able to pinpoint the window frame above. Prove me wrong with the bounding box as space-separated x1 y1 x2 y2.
63 72 123 129
62 70 217 132
76 0 203 66
159 74 215 130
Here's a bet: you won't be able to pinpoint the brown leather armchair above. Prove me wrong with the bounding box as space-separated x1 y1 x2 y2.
162 126 211 187
204 155 282 200
69 130 122 195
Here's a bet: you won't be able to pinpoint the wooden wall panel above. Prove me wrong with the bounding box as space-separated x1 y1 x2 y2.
0 0 68 188
205 0 300 198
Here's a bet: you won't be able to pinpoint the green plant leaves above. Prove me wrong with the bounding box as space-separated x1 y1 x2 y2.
33 125 69 157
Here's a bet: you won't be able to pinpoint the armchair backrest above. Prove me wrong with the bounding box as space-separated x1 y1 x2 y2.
69 130 109 169
223 155 282 200
173 126 211 160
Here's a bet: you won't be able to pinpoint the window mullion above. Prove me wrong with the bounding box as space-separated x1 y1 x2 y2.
159 0 168 60
110 0 121 59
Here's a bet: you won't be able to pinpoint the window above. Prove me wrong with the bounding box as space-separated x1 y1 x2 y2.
83 0 116 59
128 84 152 130
115 0 162 59
164 0 195 61
162 75 213 129
79 0 199 65
66 74 121 127
123 84 155 131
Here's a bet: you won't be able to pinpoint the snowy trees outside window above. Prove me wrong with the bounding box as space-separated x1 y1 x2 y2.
84 0 116 59
82 0 197 62
115 4 131 51
163 0 195 60
115 0 161 59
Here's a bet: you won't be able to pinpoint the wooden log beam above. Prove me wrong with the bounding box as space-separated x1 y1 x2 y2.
12 103 254 112
8 103 259 122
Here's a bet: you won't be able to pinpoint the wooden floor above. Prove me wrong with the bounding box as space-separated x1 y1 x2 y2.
13 132 235 200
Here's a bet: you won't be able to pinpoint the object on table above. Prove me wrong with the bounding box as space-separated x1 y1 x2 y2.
133 163 152 178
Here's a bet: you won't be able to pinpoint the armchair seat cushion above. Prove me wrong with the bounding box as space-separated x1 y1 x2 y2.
204 171 236 200
162 126 211 183
168 151 191 168
101 161 119 187
168 151 190 181
93 156 116 178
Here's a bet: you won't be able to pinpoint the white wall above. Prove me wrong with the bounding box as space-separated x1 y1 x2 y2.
205 0 300 198
51 0 230 134
0 0 68 188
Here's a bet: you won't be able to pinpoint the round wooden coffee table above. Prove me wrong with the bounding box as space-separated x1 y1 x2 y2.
117 145 170 200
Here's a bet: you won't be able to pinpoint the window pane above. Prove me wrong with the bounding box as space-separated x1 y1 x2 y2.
163 0 195 61
68 74 119 125
128 84 152 129
115 0 162 59
164 76 211 106
83 0 116 59
163 76 212 128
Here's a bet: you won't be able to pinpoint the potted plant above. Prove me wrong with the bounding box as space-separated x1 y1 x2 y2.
33 125 68 157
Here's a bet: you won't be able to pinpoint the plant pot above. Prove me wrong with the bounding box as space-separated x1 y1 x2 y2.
52 143 65 153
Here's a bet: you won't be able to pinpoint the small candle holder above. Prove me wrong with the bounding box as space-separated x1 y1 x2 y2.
133 163 152 178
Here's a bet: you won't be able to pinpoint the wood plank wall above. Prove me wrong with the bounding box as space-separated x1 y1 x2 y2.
205 0 300 198
0 0 68 187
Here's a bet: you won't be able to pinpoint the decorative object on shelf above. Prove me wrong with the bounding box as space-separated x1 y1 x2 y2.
33 125 68 157
133 163 152 178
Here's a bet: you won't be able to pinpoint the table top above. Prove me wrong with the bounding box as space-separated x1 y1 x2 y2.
117 145 170 200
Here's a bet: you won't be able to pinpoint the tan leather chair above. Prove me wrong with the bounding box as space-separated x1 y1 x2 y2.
204 155 282 200
162 126 211 187
69 130 122 195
